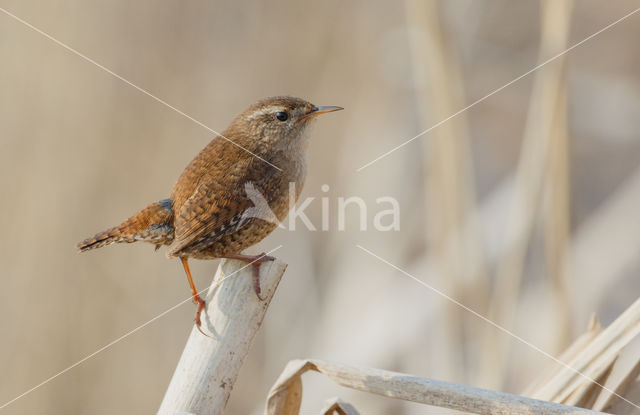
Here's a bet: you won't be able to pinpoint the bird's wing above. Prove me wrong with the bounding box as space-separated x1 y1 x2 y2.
167 158 276 257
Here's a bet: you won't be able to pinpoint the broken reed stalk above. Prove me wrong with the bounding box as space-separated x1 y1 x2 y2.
158 258 287 415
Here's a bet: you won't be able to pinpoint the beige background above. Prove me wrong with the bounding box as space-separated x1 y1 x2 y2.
1 1 639 414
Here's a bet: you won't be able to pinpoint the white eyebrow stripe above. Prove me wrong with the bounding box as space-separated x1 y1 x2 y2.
246 106 286 120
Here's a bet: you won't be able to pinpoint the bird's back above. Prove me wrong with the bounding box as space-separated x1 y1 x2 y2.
166 135 292 259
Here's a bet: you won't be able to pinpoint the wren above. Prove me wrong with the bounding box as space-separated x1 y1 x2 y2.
77 96 342 333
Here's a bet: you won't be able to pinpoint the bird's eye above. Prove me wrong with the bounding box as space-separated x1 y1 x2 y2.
275 112 289 122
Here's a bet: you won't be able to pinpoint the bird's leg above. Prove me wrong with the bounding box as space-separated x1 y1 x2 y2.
181 257 207 335
221 253 275 300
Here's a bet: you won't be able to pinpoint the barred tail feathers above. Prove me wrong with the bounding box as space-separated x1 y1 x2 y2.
76 199 174 252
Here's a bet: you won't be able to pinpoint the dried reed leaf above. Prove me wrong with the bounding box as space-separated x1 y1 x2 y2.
265 359 608 415
265 359 308 415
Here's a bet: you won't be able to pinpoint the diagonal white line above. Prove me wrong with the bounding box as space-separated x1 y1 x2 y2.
355 244 640 411
0 6 282 172
356 6 640 172
0 247 282 411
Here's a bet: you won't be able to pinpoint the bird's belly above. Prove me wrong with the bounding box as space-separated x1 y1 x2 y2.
189 220 279 259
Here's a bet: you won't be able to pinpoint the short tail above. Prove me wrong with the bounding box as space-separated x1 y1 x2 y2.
77 199 175 252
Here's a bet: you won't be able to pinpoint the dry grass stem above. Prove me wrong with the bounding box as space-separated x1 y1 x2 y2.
526 297 640 413
524 314 602 396
482 0 574 388
529 297 640 403
405 0 487 382
543 57 572 351
594 359 640 414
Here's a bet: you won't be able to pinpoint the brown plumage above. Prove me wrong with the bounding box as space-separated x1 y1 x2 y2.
77 199 174 251
77 96 342 333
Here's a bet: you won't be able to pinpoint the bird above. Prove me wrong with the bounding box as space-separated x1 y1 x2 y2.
77 96 342 333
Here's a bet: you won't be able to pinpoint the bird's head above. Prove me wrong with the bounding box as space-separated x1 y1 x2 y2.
227 96 343 153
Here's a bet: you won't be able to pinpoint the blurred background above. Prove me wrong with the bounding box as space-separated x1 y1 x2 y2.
1 0 639 413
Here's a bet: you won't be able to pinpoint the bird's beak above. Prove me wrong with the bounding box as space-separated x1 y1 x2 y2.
301 105 344 120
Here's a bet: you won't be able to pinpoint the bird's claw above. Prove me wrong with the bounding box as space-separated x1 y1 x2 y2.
193 297 212 338
252 253 275 300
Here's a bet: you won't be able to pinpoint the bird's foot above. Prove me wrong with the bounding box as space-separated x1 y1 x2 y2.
193 294 210 337
181 257 210 337
222 252 275 300
251 253 275 300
